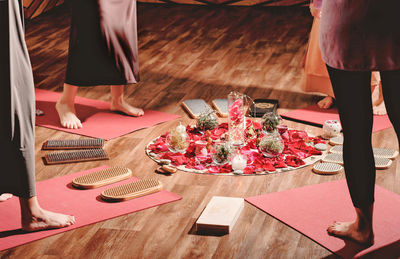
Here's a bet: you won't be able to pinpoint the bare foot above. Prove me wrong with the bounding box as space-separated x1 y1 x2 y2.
317 96 334 109
22 208 75 232
56 100 82 129
0 193 13 202
110 99 144 117
327 221 374 245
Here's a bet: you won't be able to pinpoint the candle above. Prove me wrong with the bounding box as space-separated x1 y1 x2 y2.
176 123 186 133
231 154 247 172
195 140 208 157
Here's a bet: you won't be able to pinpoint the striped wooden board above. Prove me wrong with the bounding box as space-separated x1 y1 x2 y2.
23 0 64 20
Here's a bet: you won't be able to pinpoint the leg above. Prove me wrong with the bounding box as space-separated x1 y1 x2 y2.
326 65 375 245
3 0 76 231
109 85 144 116
380 70 400 147
56 83 82 129
371 72 387 115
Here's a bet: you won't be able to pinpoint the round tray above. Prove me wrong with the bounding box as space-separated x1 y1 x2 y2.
145 130 327 176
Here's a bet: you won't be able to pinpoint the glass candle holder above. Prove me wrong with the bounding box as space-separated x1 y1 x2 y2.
277 124 288 135
231 152 247 174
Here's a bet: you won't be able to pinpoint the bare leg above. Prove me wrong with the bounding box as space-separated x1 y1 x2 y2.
0 193 13 202
371 81 387 115
110 85 144 116
20 196 75 231
317 96 334 109
327 205 374 245
56 83 82 129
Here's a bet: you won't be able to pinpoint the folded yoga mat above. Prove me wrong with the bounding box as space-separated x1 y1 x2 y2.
281 104 392 133
0 166 182 251
35 89 181 140
245 180 400 258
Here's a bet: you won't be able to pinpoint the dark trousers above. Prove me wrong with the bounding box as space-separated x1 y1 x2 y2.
327 66 400 208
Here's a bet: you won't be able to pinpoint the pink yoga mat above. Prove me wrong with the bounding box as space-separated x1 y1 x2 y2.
246 180 400 258
281 104 392 133
0 166 182 251
35 89 181 140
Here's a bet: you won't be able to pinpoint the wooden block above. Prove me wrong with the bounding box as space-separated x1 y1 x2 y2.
72 167 132 189
101 179 163 202
43 149 109 165
182 99 213 119
196 196 244 235
42 138 104 150
212 99 228 117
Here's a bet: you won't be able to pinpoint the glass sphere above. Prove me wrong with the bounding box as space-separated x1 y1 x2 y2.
259 131 284 158
211 141 231 165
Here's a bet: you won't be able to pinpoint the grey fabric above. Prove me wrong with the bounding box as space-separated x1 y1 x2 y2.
0 0 36 198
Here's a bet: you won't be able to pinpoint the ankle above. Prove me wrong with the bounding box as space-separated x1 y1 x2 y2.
19 197 43 220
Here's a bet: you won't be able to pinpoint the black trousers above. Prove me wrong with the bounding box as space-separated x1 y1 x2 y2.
327 66 400 208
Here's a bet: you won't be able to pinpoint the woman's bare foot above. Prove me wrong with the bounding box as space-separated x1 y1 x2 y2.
110 85 144 116
317 96 334 109
0 193 13 202
56 84 82 129
22 208 75 231
20 196 75 232
327 206 374 245
56 101 82 129
110 99 144 117
327 221 374 245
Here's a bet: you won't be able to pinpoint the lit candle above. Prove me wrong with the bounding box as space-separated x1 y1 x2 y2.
231 154 247 172
176 123 186 133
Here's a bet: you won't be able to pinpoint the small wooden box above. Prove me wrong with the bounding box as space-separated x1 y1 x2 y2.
196 196 244 235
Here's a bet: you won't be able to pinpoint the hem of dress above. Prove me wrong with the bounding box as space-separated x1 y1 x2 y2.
65 79 138 87
322 58 400 72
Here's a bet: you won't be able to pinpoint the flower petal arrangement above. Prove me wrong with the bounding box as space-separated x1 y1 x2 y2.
146 119 327 175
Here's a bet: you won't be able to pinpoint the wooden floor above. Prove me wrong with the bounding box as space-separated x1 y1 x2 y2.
2 3 400 258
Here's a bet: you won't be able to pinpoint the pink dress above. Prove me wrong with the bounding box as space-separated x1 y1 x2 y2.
319 0 400 71
302 2 380 98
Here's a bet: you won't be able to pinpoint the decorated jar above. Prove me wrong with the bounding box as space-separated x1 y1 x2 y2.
212 141 231 165
262 111 281 134
322 120 341 139
196 110 218 131
259 131 284 158
167 124 190 153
